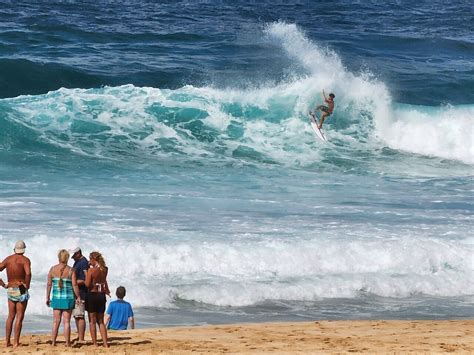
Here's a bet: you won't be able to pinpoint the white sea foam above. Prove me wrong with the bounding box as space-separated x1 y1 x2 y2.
379 104 474 164
0 233 472 315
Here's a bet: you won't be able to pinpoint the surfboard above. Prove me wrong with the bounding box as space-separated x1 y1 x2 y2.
308 113 326 142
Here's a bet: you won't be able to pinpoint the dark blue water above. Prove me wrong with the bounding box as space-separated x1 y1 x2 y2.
2 1 473 104
0 1 473 332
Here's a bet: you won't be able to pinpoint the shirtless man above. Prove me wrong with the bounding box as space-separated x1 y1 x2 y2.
310 90 335 129
0 240 31 348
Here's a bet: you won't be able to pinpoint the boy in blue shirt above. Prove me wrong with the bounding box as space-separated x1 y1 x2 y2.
104 286 135 330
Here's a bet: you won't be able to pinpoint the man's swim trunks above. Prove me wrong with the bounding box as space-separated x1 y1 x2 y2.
319 105 332 115
72 300 85 318
7 287 29 302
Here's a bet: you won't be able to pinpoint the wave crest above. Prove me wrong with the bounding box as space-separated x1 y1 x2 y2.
1 23 472 167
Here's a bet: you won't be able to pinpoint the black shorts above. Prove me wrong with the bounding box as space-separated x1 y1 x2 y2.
85 292 106 313
319 105 332 115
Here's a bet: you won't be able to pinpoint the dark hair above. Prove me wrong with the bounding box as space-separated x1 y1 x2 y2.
116 286 126 299
329 93 335 99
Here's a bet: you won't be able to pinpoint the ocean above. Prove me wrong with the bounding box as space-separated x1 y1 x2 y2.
0 1 473 332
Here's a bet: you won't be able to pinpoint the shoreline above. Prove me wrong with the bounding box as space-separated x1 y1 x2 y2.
1 319 472 354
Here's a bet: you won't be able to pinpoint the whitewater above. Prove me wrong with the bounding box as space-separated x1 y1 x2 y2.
0 18 473 330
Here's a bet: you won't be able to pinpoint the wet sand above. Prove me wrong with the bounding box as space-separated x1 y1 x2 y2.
1 320 473 354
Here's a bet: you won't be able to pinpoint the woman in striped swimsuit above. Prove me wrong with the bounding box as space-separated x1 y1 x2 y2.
46 249 81 347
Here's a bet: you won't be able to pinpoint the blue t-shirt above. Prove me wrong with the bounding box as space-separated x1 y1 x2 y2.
106 300 134 330
73 256 89 298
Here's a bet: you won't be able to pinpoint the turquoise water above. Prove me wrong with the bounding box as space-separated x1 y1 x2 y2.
0 2 473 330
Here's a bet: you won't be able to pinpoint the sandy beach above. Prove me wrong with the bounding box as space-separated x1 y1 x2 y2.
1 320 472 354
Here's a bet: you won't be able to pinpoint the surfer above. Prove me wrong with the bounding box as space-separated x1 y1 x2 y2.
310 91 335 129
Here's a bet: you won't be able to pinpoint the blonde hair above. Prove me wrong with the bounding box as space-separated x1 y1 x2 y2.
58 249 70 264
89 251 106 271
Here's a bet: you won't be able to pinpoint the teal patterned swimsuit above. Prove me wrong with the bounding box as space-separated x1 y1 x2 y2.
50 277 75 310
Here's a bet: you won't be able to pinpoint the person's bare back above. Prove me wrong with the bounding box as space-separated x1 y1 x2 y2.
0 254 31 288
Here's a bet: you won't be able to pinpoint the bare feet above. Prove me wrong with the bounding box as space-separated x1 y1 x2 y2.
5 342 11 348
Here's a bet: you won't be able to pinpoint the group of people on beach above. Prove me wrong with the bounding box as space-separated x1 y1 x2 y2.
0 240 134 348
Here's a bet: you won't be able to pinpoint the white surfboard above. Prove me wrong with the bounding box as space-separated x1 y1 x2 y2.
308 113 326 142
